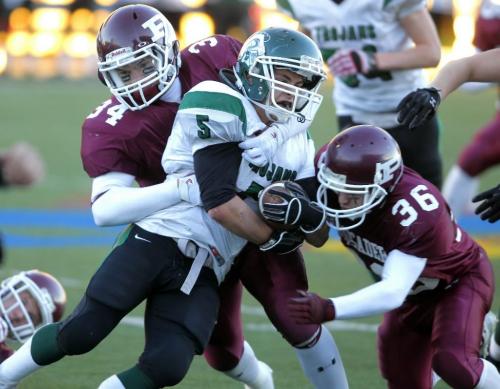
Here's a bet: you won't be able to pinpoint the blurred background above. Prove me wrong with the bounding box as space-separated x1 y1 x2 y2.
0 0 488 79
0 1 499 388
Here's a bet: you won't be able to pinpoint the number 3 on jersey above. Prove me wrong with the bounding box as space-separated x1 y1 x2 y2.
87 99 127 126
392 185 439 227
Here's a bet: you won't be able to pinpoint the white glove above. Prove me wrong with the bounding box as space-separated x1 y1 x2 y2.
327 48 376 77
239 118 311 166
0 318 9 342
177 174 201 205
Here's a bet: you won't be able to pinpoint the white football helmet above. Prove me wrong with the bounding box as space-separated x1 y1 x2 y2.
0 270 66 342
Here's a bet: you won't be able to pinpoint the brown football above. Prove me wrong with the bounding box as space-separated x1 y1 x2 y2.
259 181 298 231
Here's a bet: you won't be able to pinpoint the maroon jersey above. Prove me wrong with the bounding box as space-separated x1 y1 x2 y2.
329 167 482 300
81 35 242 187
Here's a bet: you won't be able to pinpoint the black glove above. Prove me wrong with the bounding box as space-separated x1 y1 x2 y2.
259 228 305 255
259 181 326 233
472 184 500 223
397 87 441 129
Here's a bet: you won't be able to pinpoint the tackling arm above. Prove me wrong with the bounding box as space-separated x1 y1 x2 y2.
331 250 427 319
91 172 197 226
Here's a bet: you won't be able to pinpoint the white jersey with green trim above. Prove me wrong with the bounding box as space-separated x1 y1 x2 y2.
278 0 427 126
137 80 316 283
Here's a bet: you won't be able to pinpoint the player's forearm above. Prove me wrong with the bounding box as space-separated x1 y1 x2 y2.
431 51 500 99
377 8 440 71
332 250 426 319
376 45 440 71
208 196 273 244
92 179 181 226
331 280 407 319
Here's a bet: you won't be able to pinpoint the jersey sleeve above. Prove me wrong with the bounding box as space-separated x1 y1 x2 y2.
295 136 316 180
384 0 426 19
177 81 248 154
81 131 140 178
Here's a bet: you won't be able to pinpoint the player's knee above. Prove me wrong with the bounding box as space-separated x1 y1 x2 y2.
204 344 241 371
432 349 477 389
57 297 123 355
139 332 196 387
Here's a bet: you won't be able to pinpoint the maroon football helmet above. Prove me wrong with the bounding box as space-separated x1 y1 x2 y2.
316 125 403 230
96 4 181 110
0 270 66 342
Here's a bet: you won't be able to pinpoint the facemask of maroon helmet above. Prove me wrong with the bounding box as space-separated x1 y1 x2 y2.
96 4 181 111
0 270 66 343
316 125 403 230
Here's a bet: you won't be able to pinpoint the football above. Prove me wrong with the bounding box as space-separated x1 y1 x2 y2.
258 181 307 231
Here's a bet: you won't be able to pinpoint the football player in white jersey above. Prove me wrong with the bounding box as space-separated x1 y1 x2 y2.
277 0 443 189
0 27 347 389
399 0 500 222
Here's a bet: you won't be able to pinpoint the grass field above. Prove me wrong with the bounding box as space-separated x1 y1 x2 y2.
0 78 499 389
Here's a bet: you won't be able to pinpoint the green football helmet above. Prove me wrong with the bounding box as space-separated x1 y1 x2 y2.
234 27 326 122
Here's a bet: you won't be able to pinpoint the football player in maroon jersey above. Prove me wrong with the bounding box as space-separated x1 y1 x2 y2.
0 5 348 389
271 125 500 388
0 270 66 363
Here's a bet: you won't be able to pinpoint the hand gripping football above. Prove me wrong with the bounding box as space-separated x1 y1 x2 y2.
258 181 309 230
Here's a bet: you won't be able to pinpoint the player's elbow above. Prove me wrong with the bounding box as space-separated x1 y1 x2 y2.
91 200 117 226
425 44 441 67
208 203 231 224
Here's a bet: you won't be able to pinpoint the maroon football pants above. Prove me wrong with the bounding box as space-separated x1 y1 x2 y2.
204 243 320 371
378 250 494 389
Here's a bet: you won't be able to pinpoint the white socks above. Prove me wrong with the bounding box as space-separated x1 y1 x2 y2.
224 341 274 389
442 165 479 219
98 375 126 389
0 337 40 384
474 359 500 388
294 325 348 389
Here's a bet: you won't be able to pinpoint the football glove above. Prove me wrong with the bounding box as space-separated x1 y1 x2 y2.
397 87 441 129
259 228 305 255
240 118 311 167
327 48 377 77
288 290 336 324
259 181 326 233
472 184 500 223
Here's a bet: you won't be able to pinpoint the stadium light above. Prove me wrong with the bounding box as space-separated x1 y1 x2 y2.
63 32 95 58
180 0 208 8
31 8 70 32
0 48 7 75
32 0 75 5
9 8 31 30
6 31 31 57
30 31 63 57
70 8 95 31
179 12 215 47
94 0 119 7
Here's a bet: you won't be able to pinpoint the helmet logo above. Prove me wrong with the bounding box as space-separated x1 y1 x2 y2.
105 47 132 61
239 32 266 68
142 14 166 42
374 156 401 185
